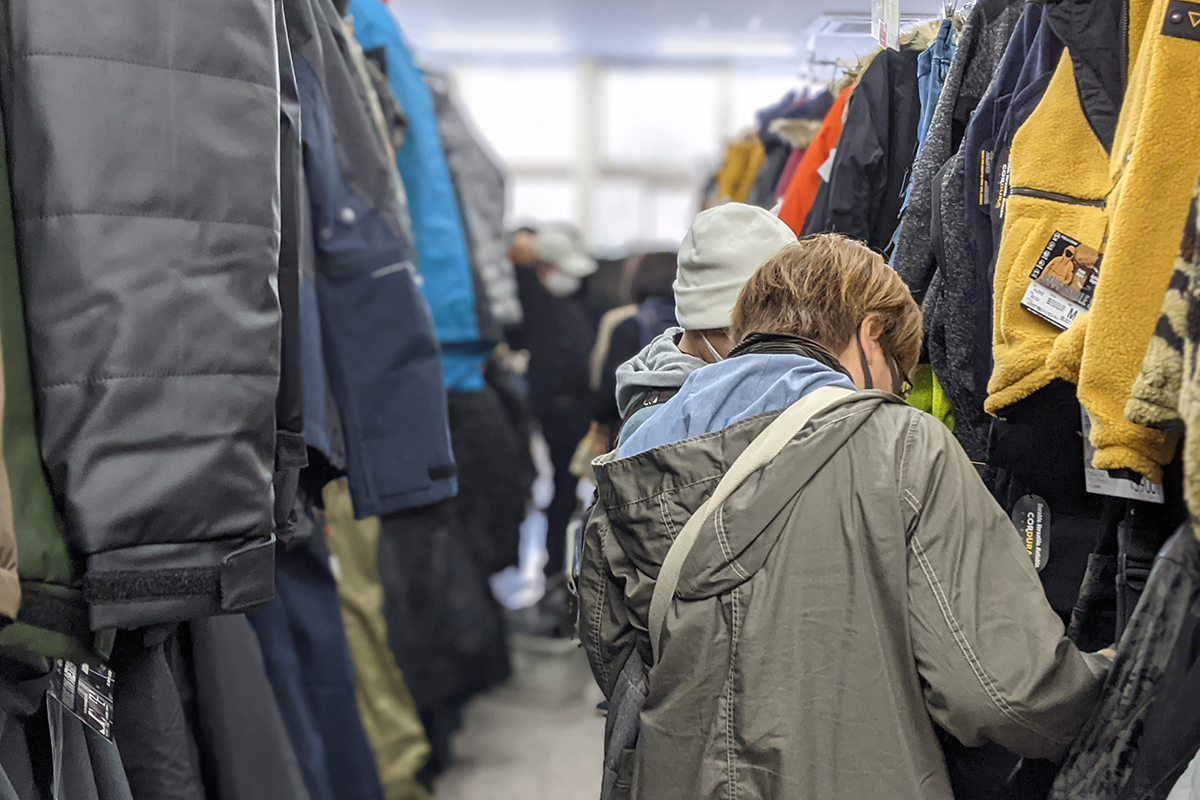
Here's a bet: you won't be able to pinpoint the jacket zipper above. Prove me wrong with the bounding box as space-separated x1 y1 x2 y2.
1007 186 1107 208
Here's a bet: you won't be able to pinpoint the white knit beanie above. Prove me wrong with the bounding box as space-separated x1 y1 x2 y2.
674 203 797 331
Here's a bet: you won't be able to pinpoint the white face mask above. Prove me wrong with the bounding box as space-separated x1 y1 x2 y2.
543 269 581 297
702 333 725 362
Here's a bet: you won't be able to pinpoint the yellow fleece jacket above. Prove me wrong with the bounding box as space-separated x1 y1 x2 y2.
987 55 1111 414
715 135 766 204
1048 0 1200 481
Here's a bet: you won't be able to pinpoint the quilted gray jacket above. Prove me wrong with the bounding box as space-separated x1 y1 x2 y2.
3 0 282 629
580 391 1108 799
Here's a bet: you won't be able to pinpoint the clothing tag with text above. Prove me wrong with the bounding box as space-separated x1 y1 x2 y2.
873 0 900 49
1021 231 1102 330
1081 409 1165 503
1011 495 1050 571
48 660 115 741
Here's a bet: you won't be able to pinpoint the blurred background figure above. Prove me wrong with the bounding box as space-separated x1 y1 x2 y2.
507 226 598 580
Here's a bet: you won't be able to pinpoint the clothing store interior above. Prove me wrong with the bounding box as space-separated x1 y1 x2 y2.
1 0 1199 797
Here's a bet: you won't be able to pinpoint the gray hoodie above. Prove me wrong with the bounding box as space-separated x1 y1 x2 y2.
614 328 707 446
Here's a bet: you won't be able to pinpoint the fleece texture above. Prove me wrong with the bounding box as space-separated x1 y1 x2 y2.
1182 183 1200 527
987 54 1111 415
1125 193 1196 432
1053 0 1200 481
714 135 766 204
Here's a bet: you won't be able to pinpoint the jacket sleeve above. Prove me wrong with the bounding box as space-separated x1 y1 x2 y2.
900 411 1107 760
578 499 642 699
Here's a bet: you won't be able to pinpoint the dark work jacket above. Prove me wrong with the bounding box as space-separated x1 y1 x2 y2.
1050 528 1200 800
284 0 458 518
4 0 282 630
923 0 1052 464
803 47 921 252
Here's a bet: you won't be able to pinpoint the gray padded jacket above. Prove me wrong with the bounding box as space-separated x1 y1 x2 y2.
3 0 282 630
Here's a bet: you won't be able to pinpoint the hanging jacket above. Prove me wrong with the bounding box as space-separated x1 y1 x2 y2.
1049 526 1200 800
1127 181 1198 436
713 135 766 205
778 86 852 234
893 0 1025 300
986 46 1119 420
801 47 922 252
580 362 1107 800
1045 0 1200 483
323 479 433 800
3 0 281 630
914 0 1032 463
284 0 457 517
425 74 523 330
1130 179 1200 520
346 0 482 353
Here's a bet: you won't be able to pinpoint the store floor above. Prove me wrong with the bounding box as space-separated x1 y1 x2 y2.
435 682 606 800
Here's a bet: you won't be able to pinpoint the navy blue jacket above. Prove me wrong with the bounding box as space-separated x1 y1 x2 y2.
286 0 457 517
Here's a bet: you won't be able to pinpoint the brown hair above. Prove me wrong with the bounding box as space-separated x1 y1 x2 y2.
730 234 922 374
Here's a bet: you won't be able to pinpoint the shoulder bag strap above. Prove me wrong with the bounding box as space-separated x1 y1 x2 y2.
648 385 855 663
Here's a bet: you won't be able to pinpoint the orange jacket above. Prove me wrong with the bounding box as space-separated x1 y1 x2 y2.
778 84 852 234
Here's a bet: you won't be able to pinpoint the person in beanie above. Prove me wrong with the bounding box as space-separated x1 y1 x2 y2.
614 203 797 447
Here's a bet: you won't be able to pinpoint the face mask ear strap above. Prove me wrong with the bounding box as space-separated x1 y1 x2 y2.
856 330 874 390
702 334 725 363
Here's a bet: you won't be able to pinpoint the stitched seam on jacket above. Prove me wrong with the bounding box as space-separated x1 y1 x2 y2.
910 534 1072 744
727 586 741 800
716 505 750 580
23 210 276 230
42 371 276 389
609 474 720 513
658 493 679 542
16 51 275 91
606 405 876 511
593 524 612 690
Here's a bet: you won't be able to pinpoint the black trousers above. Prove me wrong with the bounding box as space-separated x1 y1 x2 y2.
538 398 591 577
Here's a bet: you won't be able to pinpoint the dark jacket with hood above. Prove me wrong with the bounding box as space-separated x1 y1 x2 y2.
580 355 1107 800
2 0 283 630
890 0 1025 462
285 0 457 518
802 46 922 252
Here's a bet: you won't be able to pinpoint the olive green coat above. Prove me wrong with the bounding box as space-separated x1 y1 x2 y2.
580 392 1108 800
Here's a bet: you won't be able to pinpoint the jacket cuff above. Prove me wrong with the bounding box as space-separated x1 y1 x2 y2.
84 535 275 630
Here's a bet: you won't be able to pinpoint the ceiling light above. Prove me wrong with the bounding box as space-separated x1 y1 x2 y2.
656 33 797 59
422 28 568 56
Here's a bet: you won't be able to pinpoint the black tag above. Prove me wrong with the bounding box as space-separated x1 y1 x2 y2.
1163 0 1200 41
1011 495 1051 571
48 660 115 741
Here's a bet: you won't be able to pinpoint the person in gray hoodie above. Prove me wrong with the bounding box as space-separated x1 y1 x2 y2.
615 203 797 446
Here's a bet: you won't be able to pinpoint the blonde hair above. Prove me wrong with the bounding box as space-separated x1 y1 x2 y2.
730 234 922 374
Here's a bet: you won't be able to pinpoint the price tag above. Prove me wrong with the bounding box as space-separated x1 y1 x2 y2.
1081 409 1165 503
48 660 115 741
1020 231 1102 330
873 0 900 50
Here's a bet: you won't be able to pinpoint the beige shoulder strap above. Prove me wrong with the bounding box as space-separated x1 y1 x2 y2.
647 385 854 663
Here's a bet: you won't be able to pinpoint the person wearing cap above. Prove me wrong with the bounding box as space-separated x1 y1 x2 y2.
614 203 797 448
508 225 599 578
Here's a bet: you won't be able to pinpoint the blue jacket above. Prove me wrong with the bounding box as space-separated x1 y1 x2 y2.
619 354 855 458
348 0 482 370
289 0 457 516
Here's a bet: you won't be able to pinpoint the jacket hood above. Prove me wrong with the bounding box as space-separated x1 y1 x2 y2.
595 391 897 607
614 328 706 420
618 353 856 458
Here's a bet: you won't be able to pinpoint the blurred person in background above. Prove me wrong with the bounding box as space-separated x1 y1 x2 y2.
589 251 680 445
508 226 597 579
614 203 797 447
